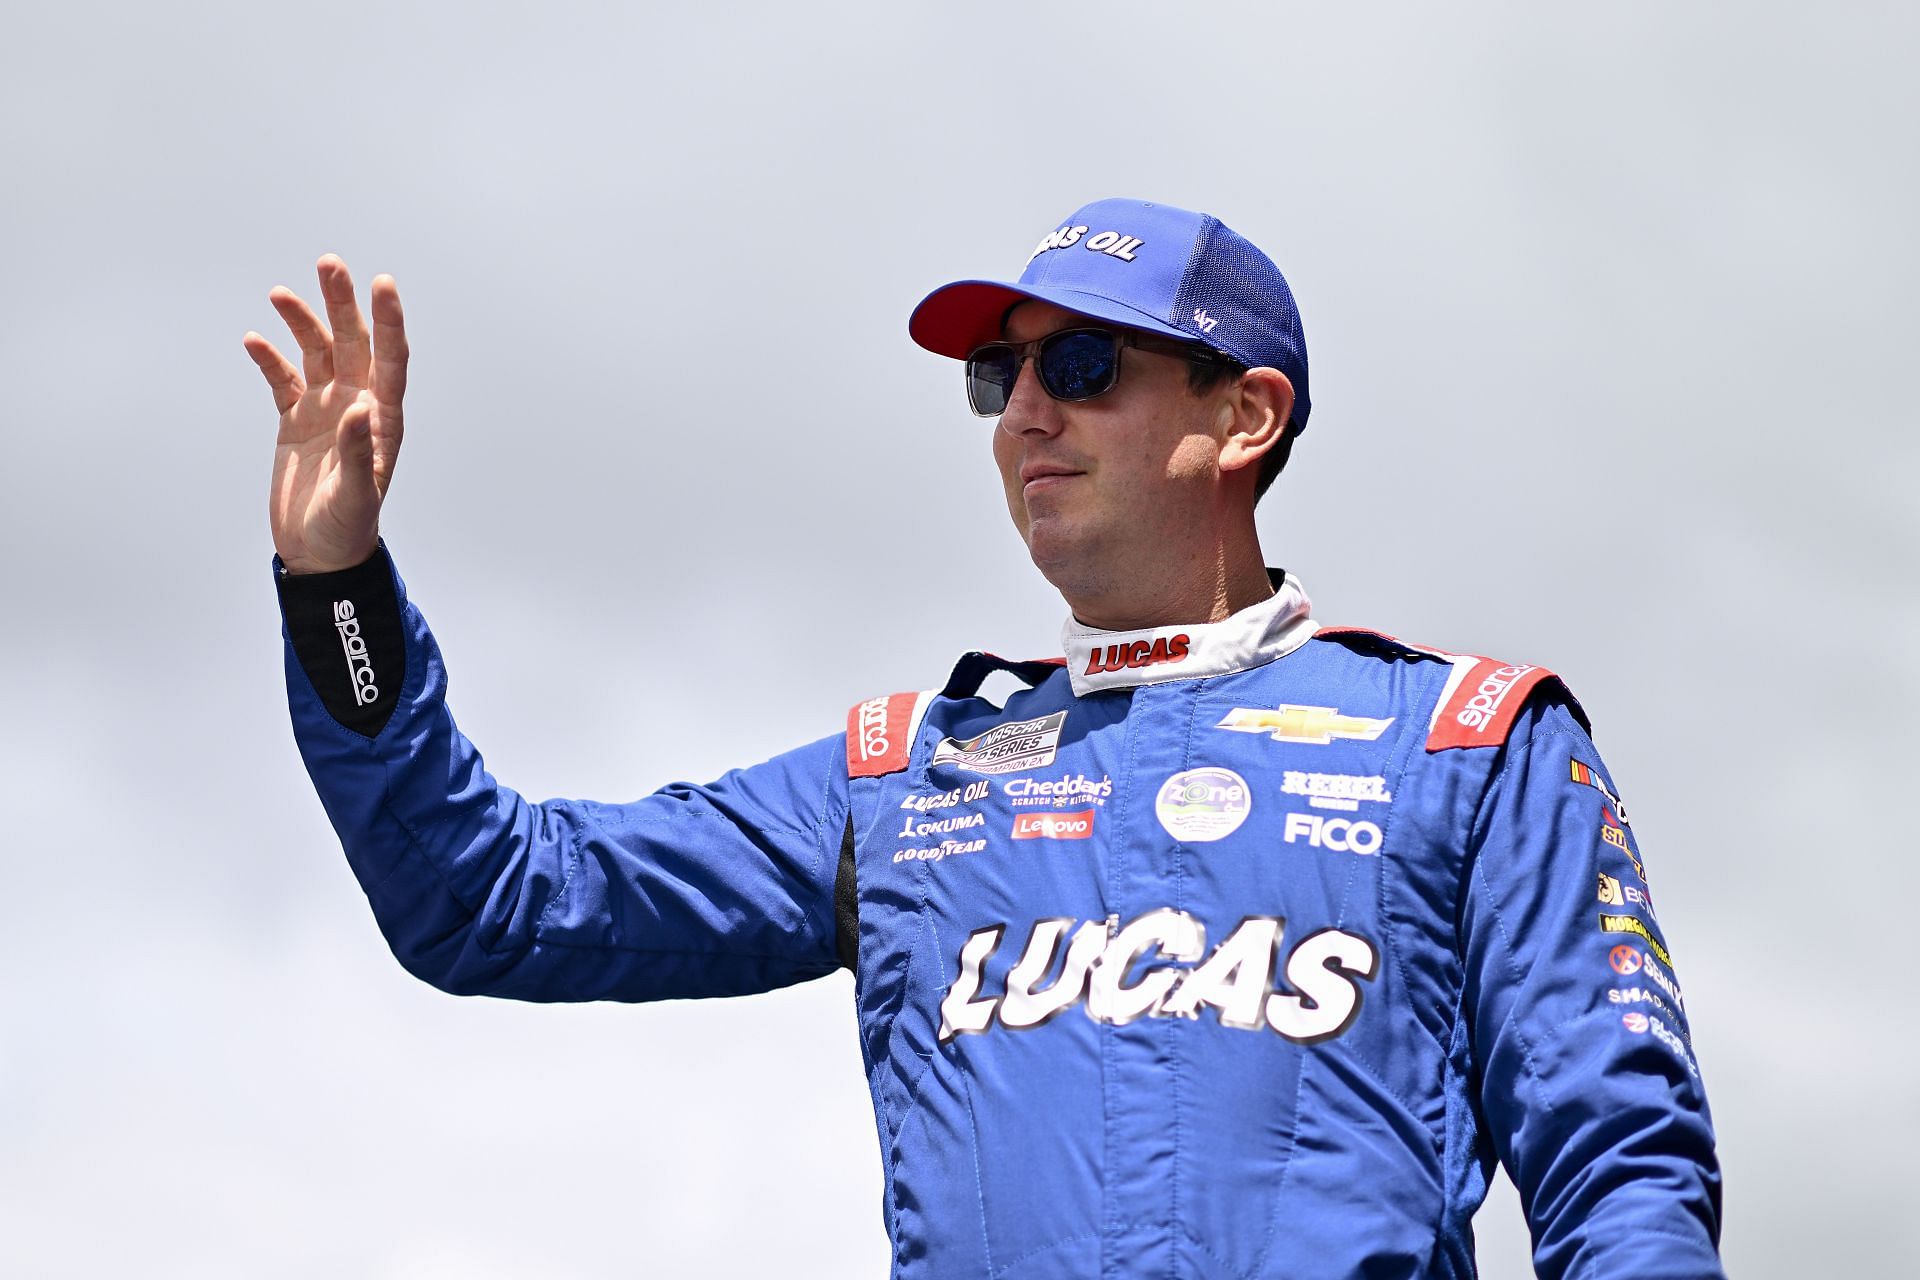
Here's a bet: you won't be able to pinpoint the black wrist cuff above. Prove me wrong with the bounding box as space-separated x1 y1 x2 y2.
276 544 405 738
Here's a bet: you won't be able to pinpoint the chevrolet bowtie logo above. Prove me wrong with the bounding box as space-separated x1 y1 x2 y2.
1216 706 1395 745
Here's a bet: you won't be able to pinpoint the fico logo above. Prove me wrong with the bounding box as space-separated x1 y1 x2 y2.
1455 664 1536 731
855 695 891 763
1012 810 1095 841
331 600 379 706
1084 634 1190 676
1282 812 1382 855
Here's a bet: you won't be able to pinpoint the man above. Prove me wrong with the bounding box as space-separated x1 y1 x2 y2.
249 198 1724 1278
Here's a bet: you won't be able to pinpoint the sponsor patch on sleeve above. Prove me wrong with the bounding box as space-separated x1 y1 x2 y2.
1425 657 1562 751
846 692 925 778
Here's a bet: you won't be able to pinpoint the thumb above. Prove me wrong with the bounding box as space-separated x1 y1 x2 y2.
335 399 380 512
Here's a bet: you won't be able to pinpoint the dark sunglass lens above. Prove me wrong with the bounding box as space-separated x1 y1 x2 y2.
1039 331 1119 401
966 346 1018 416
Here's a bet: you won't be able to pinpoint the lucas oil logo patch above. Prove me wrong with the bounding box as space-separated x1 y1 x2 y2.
932 711 1067 776
1027 223 1146 263
938 910 1379 1045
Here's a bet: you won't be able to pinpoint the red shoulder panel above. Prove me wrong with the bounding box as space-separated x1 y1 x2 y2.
1426 658 1562 752
846 692 920 778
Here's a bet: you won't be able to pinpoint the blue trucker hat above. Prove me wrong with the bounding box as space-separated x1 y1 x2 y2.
910 197 1310 431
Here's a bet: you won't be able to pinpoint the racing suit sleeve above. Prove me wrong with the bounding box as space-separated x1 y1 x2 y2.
1461 695 1724 1280
274 543 849 1002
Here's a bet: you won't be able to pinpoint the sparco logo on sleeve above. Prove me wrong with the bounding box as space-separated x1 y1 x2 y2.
331 600 379 705
932 711 1067 776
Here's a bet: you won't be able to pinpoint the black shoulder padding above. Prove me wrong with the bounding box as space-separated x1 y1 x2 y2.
276 544 404 738
1310 626 1449 664
834 813 858 972
941 651 1065 700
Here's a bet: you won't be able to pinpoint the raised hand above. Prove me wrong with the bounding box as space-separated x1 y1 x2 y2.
245 256 409 574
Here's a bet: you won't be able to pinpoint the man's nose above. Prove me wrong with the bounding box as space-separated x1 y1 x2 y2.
998 359 1063 438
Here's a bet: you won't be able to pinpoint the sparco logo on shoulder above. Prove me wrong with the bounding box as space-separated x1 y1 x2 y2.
855 695 892 763
332 600 379 706
1455 664 1535 731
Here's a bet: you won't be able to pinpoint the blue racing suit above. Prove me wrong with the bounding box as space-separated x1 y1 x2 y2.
276 545 1723 1279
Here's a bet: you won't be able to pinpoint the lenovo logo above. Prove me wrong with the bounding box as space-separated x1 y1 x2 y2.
1011 810 1095 841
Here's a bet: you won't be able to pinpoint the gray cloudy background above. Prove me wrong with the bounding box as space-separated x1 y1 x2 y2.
2 3 1913 1276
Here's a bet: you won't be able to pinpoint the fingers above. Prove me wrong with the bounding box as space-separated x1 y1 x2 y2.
335 398 380 512
242 331 305 415
369 274 409 414
318 255 372 388
269 285 334 387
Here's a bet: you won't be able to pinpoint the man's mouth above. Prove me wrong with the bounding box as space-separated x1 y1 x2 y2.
1021 464 1084 491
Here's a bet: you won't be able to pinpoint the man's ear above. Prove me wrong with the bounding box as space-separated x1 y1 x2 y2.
1218 367 1294 478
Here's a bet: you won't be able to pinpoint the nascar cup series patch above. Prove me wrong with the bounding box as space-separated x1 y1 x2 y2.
931 711 1068 776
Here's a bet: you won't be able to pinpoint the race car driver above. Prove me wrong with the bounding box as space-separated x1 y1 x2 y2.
249 197 1725 1278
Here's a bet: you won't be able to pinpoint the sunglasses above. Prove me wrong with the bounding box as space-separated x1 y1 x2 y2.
964 327 1228 418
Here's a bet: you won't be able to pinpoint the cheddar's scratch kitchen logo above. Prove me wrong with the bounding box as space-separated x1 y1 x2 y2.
1084 633 1190 676
938 910 1379 1045
1002 773 1112 809
932 711 1067 776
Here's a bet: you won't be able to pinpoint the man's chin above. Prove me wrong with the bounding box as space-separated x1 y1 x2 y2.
1021 518 1105 590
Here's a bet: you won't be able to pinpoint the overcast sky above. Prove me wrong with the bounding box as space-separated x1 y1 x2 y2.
2 3 1914 1276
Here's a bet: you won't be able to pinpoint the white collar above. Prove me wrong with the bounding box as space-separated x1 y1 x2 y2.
1061 572 1318 696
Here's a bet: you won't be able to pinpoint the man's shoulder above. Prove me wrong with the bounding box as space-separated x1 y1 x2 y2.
844 650 1068 779
1306 625 1592 752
